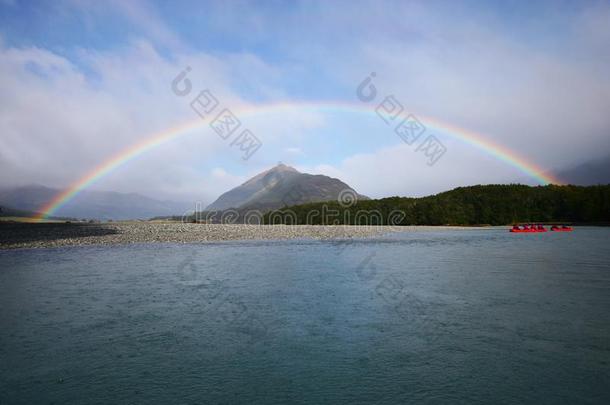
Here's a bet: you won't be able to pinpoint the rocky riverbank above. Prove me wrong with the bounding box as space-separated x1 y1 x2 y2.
0 221 413 249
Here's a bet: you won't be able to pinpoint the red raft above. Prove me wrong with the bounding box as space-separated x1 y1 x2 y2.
551 225 573 232
510 225 547 233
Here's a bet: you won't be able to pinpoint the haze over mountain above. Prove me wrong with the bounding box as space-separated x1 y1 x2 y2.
553 154 610 186
206 164 368 211
0 185 191 221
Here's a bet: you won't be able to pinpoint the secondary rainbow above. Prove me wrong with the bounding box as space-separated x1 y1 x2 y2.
34 101 563 220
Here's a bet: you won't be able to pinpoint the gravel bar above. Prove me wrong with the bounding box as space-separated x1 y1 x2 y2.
0 222 416 250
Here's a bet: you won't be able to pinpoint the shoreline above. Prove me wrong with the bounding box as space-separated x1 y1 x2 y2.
0 222 485 250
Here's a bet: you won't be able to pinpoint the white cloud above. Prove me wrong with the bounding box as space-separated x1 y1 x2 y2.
1 0 609 207
67 0 184 51
0 40 326 204
284 147 302 155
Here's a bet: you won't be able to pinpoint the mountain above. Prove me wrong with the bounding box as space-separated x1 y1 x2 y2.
206 163 368 211
553 154 610 185
0 185 192 220
0 205 44 219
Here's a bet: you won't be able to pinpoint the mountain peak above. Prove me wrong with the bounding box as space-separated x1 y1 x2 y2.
206 164 367 211
271 162 299 173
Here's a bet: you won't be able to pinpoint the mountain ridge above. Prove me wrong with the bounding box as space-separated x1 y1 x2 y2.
206 163 368 211
0 185 192 220
552 154 610 185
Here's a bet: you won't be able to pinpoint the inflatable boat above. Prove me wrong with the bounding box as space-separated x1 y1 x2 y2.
510 225 547 233
551 225 573 232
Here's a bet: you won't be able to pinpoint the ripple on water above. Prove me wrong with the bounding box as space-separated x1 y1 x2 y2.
1 228 609 404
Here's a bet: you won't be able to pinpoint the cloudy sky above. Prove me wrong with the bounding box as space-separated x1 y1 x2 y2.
1 0 609 205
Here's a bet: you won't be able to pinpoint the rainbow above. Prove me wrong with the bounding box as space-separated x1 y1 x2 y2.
34 101 562 220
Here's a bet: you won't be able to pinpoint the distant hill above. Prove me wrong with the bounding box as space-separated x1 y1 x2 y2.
553 154 610 185
0 205 43 219
206 163 368 211
0 185 192 220
0 204 72 222
263 184 610 226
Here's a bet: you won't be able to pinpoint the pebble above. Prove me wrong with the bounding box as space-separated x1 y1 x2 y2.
0 222 415 250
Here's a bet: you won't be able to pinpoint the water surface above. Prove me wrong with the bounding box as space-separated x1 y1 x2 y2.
1 228 609 404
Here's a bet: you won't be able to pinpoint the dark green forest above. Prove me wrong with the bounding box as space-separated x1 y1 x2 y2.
262 184 610 226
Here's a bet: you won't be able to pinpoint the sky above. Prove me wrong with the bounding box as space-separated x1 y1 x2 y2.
1 0 609 206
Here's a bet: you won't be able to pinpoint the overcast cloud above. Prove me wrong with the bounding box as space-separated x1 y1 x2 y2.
1 0 609 206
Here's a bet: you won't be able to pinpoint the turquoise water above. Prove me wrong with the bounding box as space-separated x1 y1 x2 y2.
1 228 609 404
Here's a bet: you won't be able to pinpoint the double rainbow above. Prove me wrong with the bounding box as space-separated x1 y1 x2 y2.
34 101 562 220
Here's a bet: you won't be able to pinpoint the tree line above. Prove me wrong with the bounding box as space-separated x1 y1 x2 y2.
262 184 610 226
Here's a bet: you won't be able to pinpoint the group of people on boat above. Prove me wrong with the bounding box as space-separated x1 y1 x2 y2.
550 225 573 232
511 224 547 232
510 224 573 233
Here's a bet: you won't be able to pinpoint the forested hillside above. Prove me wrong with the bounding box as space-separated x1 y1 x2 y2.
262 184 610 226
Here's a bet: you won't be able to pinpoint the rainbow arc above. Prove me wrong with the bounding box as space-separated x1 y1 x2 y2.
34 101 562 220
